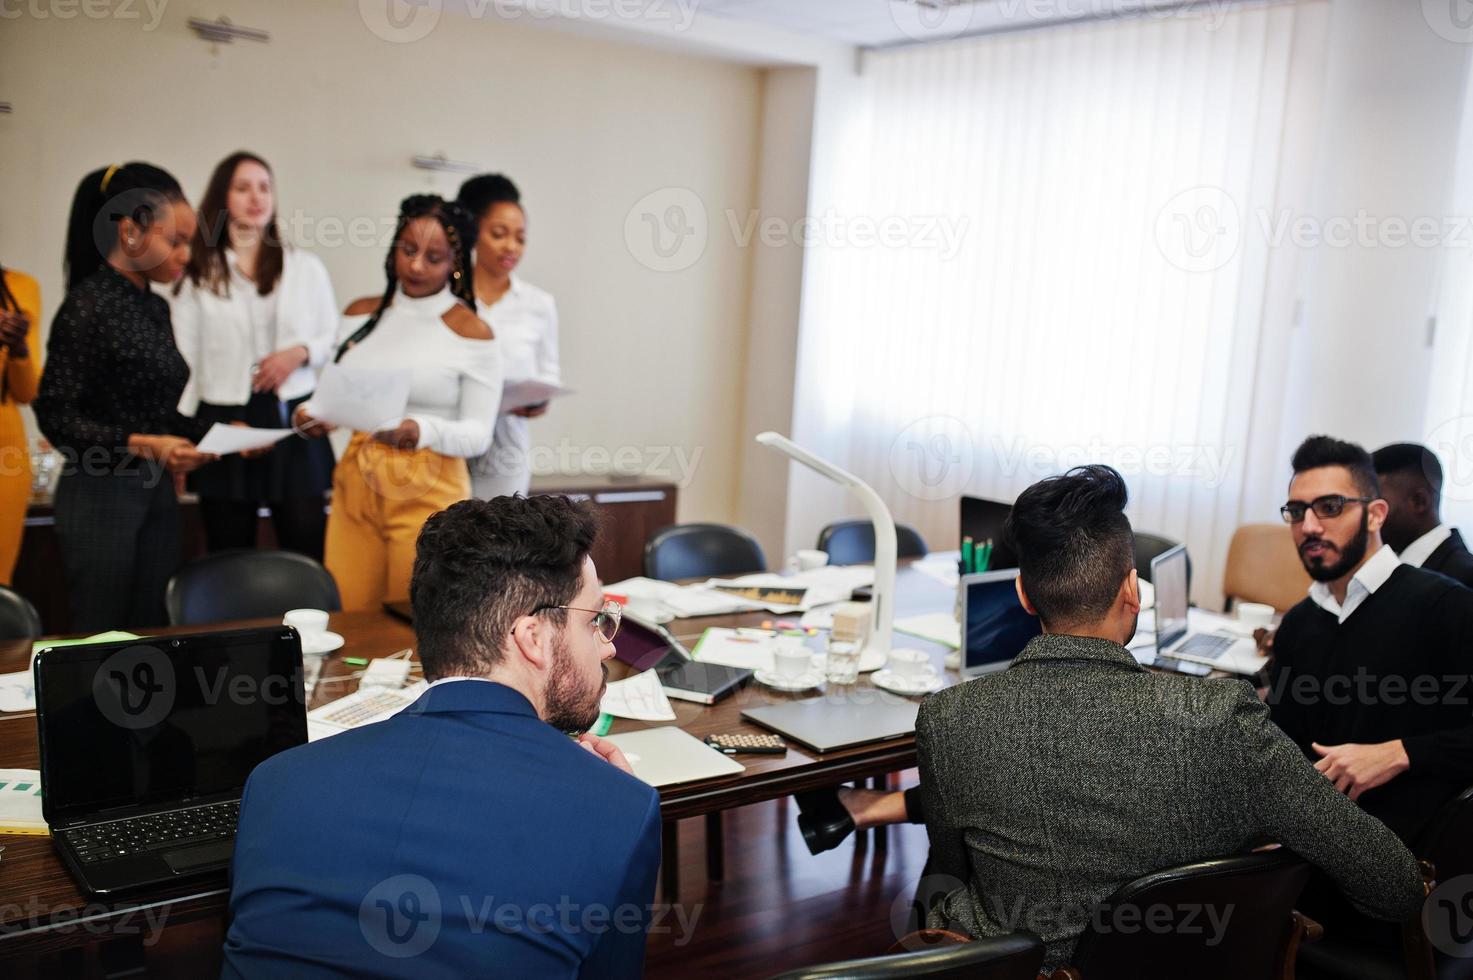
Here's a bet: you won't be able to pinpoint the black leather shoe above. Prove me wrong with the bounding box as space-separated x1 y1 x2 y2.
795 788 855 855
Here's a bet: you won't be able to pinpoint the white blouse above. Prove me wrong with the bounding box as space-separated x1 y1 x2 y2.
168 246 339 413
321 287 503 459
471 275 560 496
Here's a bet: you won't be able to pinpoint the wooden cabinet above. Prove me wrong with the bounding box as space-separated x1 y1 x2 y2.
13 477 676 634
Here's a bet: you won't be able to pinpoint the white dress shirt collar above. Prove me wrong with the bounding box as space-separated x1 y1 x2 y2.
428 675 500 689
1396 524 1452 569
1308 543 1401 624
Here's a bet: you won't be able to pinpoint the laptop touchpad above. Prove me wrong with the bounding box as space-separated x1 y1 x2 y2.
165 840 234 874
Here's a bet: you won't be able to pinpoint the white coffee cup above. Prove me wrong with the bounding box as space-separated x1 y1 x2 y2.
793 549 829 572
887 648 934 680
1237 602 1275 630
774 639 812 679
284 608 330 639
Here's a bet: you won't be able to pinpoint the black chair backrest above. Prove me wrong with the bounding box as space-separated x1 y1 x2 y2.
1134 532 1191 588
166 549 342 626
643 523 766 582
1419 783 1473 888
765 932 1043 980
816 520 929 566
0 585 42 639
1068 850 1312 980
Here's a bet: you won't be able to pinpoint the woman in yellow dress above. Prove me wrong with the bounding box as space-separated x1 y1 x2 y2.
0 266 42 585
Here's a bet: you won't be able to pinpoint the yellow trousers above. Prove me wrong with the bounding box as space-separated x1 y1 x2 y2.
325 434 470 611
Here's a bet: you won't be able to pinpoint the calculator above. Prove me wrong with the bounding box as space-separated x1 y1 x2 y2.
705 732 787 755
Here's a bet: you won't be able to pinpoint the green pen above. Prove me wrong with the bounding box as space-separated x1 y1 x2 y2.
979 539 993 572
962 536 974 574
344 657 369 667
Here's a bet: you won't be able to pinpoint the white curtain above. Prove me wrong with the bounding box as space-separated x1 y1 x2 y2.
786 0 1328 608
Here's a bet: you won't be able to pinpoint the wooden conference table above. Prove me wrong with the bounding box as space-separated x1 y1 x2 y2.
0 563 959 958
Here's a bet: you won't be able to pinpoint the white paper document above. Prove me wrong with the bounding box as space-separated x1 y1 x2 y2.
0 769 46 834
0 669 34 713
691 627 777 672
600 670 677 722
605 577 756 618
894 613 961 650
309 364 412 433
307 681 427 741
196 423 295 456
500 378 572 415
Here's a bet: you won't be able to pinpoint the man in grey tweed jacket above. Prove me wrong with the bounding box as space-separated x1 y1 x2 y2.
916 465 1425 969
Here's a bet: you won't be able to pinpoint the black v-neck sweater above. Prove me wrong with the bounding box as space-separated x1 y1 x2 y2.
1266 563 1473 843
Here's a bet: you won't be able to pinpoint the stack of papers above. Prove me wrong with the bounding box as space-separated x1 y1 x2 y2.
500 378 572 415
605 577 755 618
307 681 428 741
196 424 294 456
690 627 779 672
0 769 46 835
600 671 676 722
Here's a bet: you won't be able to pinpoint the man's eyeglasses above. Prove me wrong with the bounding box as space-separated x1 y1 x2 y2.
529 600 623 643
1280 494 1375 524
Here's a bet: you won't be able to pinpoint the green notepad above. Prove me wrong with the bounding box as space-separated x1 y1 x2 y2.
33 631 143 656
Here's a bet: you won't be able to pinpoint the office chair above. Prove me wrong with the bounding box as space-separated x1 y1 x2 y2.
1055 850 1319 980
1133 532 1189 587
816 520 929 566
0 585 42 639
1298 784 1473 980
1222 523 1311 613
643 523 766 581
765 931 1044 980
165 549 342 626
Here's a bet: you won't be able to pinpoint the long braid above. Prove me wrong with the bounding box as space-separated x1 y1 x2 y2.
440 201 478 315
0 264 15 313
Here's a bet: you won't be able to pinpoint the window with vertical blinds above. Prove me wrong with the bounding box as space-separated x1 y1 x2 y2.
788 0 1328 606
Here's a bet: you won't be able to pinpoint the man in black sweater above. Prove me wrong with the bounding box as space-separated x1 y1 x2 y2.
1267 435 1473 845
1372 441 1473 588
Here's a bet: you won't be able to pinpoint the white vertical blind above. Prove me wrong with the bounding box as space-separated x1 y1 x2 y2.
786 1 1328 607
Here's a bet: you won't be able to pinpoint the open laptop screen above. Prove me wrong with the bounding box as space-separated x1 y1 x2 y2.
1151 545 1190 649
962 570 1041 676
36 628 308 826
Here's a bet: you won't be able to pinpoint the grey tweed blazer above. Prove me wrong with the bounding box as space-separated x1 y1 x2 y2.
916 632 1425 969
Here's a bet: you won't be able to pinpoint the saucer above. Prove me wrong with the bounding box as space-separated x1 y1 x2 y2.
871 668 943 696
300 631 345 656
754 668 825 692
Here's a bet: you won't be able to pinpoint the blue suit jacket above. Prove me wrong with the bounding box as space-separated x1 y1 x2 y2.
221 680 662 979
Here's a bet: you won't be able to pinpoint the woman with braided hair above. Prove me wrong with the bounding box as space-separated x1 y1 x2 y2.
294 194 502 610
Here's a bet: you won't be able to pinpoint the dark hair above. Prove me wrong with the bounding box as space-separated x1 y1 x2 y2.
1372 442 1442 498
456 173 522 222
1003 465 1135 631
1290 435 1379 499
334 194 477 361
0 265 16 314
411 495 601 680
184 151 283 297
64 162 184 291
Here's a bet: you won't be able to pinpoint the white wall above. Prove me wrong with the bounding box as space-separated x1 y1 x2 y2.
0 0 765 526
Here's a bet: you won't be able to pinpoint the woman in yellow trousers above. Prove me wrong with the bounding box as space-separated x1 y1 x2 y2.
0 266 43 585
295 196 502 610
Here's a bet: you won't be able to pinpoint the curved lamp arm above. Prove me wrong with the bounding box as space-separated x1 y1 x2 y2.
756 431 898 658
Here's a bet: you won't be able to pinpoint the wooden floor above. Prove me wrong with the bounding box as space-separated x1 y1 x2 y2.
5 781 932 979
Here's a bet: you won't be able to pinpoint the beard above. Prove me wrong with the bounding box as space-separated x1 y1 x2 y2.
1300 508 1371 583
543 635 608 734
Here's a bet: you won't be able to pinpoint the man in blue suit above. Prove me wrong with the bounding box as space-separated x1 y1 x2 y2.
222 495 662 979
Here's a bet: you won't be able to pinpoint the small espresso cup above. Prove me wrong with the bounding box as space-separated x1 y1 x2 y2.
887 648 934 680
284 608 330 639
774 640 812 680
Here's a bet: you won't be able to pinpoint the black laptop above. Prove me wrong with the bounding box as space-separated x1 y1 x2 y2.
34 627 308 896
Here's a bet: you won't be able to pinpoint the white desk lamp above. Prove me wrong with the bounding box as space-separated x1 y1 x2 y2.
756 431 924 665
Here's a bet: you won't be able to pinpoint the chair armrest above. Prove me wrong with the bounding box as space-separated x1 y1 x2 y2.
1294 911 1324 944
885 928 972 954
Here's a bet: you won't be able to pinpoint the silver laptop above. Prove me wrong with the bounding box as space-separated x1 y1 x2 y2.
960 570 1041 678
603 727 744 787
743 696 920 753
1150 545 1258 676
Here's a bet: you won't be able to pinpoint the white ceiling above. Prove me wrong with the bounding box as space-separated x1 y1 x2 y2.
694 0 1199 49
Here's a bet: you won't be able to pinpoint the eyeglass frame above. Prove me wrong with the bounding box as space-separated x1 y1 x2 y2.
525 600 623 643
1279 494 1376 525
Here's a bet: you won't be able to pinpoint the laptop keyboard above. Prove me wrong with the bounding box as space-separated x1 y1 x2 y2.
59 800 239 864
1176 633 1237 659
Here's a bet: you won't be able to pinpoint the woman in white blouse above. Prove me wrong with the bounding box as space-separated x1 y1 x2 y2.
456 174 561 498
294 195 502 611
171 152 338 559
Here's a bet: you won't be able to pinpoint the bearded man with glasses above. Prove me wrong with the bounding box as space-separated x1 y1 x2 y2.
1266 435 1473 846
222 494 661 980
